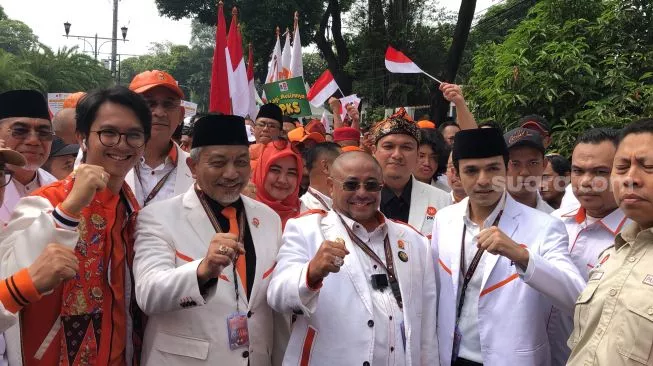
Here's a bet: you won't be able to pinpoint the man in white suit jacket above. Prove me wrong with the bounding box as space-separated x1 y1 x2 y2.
133 115 289 366
299 142 341 212
268 152 439 366
432 128 584 366
371 109 450 236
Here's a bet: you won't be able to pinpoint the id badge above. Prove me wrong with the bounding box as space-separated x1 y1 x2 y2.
452 325 462 361
227 312 250 350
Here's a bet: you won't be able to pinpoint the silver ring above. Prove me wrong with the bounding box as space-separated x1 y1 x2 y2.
218 246 230 255
333 257 344 267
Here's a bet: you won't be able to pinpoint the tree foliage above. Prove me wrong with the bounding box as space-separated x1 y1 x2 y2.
467 0 653 155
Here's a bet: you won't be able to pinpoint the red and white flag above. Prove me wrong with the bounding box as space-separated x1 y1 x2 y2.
209 2 230 113
385 46 423 74
289 12 303 78
226 9 249 117
307 69 339 107
246 44 259 119
339 94 361 122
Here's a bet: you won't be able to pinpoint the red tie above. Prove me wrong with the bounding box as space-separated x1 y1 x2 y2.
221 207 247 294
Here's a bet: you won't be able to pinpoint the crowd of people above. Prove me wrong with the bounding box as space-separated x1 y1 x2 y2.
0 68 649 366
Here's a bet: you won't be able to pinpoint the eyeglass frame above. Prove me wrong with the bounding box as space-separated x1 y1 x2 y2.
0 167 13 188
329 176 384 192
90 129 147 148
9 125 54 141
255 120 281 130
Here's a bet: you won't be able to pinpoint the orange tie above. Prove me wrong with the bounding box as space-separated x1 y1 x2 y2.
221 206 247 294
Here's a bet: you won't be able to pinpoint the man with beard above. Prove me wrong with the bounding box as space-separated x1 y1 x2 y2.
371 109 450 236
432 128 584 366
547 128 630 366
0 90 57 222
127 70 194 207
134 114 289 365
268 151 439 365
504 127 554 213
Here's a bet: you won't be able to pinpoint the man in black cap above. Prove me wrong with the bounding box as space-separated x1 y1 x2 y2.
0 90 57 222
42 136 79 180
133 114 289 365
504 127 554 213
254 103 283 144
520 114 552 149
430 128 584 366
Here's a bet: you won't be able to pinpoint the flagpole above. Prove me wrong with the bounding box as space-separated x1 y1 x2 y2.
421 71 443 84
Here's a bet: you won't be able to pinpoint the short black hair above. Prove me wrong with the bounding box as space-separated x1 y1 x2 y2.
574 128 620 149
545 154 571 176
304 142 341 172
619 118 653 144
419 128 449 177
479 120 503 132
76 86 152 141
438 120 460 133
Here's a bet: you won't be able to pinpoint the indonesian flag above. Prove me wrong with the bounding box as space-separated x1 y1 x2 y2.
209 2 231 113
339 94 361 122
289 12 303 78
280 29 291 80
246 44 259 119
265 30 283 83
226 9 249 117
321 110 331 133
307 69 339 107
385 46 423 74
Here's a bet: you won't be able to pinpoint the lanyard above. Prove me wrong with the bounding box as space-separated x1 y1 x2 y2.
194 186 246 310
336 214 403 309
135 157 178 206
455 208 504 324
308 187 330 210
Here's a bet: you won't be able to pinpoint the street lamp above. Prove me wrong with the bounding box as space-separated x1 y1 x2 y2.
121 26 128 41
64 22 71 37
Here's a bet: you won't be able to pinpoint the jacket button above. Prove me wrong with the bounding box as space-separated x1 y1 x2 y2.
363 362 370 366
367 320 374 327
242 351 249 358
247 311 253 318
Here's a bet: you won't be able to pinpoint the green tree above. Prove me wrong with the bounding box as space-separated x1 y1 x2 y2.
0 15 39 54
0 49 43 92
467 0 653 155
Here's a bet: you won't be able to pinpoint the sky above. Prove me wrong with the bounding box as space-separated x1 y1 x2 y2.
3 0 498 59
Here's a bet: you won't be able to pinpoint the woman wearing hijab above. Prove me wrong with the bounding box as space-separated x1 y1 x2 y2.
252 139 303 227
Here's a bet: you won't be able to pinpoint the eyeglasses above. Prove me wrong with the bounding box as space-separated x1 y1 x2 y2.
145 99 181 111
272 137 301 154
10 126 54 141
0 171 13 188
331 177 384 192
255 121 280 130
92 129 146 148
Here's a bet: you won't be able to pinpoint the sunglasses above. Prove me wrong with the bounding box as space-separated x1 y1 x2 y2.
331 177 383 192
272 137 301 154
10 126 54 141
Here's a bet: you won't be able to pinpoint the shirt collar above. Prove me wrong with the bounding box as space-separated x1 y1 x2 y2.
139 141 178 166
463 191 507 228
561 205 629 235
615 221 653 250
337 210 387 235
381 177 413 206
308 187 332 205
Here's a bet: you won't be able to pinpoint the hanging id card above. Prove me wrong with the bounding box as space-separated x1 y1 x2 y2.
227 312 250 350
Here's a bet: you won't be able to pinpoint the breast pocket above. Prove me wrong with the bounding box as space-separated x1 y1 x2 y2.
153 332 210 360
569 280 600 348
617 299 653 365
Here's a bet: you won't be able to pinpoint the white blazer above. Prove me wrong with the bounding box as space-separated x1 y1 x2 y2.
0 169 57 223
124 143 194 204
432 194 585 366
267 210 439 366
299 188 332 212
408 177 451 236
133 188 289 366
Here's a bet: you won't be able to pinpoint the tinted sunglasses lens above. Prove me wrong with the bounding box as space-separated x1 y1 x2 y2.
342 181 360 191
364 181 382 192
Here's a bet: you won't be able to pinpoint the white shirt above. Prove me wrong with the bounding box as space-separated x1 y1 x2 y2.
535 192 554 214
299 187 332 212
431 176 451 193
133 155 177 207
12 173 40 197
457 193 507 363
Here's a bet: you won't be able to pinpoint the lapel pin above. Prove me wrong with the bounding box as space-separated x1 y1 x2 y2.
398 251 408 262
252 218 260 228
426 206 436 216
398 240 406 249
334 237 345 245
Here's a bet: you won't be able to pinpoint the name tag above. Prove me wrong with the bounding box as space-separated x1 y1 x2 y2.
643 274 653 287
589 271 604 281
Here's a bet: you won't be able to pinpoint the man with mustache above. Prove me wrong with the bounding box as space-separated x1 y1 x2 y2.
504 127 554 213
372 109 450 236
0 90 57 223
127 70 194 207
567 118 653 365
547 128 630 365
268 151 439 365
432 128 584 366
134 114 289 365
